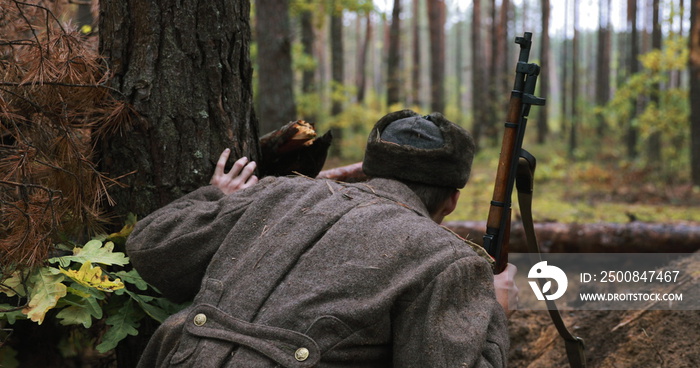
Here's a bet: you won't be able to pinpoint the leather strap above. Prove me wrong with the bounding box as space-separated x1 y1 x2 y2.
516 151 587 368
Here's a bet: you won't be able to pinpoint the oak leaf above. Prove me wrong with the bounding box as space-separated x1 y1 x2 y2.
59 262 125 292
51 240 129 267
22 268 67 324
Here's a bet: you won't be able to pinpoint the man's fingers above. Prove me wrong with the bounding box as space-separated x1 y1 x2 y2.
210 151 259 194
242 175 258 189
229 160 256 187
228 156 250 177
214 148 231 177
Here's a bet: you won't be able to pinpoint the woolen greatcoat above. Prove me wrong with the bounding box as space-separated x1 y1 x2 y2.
126 176 509 368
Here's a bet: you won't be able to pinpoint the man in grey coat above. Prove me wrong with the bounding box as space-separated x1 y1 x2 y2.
126 109 518 367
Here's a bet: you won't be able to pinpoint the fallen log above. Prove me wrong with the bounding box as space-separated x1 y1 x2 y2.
444 220 700 253
316 162 368 182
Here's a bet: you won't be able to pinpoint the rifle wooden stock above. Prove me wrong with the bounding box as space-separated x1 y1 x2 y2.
483 32 544 274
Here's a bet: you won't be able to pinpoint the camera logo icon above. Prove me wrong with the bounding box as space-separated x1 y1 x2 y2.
528 261 568 301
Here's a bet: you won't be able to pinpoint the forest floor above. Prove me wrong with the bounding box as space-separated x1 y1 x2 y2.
507 250 700 367
447 145 700 225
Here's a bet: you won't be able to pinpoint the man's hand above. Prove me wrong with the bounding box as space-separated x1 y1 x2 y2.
494 263 519 319
210 148 259 195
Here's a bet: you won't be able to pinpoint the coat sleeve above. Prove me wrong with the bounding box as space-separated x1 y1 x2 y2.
392 255 509 368
125 185 254 303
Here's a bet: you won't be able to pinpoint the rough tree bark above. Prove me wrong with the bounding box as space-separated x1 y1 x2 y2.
98 1 259 365
98 0 259 221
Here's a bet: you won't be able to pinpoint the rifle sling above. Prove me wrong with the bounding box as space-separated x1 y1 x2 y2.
516 156 587 368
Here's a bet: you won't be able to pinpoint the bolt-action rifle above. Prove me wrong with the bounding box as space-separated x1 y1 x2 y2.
483 32 544 274
483 32 587 368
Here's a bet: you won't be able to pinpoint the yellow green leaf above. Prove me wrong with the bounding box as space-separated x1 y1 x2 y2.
107 213 137 242
51 240 129 267
22 268 67 324
0 270 26 297
60 262 124 292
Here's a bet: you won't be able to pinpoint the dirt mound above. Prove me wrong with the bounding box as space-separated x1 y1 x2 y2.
508 309 700 367
508 252 700 367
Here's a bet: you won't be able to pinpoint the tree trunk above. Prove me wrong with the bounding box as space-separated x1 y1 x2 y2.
356 12 371 104
255 0 296 134
455 19 464 113
98 0 259 220
627 0 640 159
488 0 507 140
472 0 486 147
301 8 318 122
648 0 662 165
691 0 700 185
387 0 402 107
537 0 550 144
411 0 422 107
569 0 579 157
595 0 612 137
427 0 446 113
561 0 569 139
98 0 258 365
330 6 344 157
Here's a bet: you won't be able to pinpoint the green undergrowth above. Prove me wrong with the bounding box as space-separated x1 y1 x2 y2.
447 145 700 224
324 138 700 225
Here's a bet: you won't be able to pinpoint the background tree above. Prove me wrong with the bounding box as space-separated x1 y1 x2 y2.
329 2 344 156
595 0 612 136
256 0 297 134
356 11 372 104
692 0 700 185
471 0 486 147
300 3 319 122
386 0 402 106
427 0 446 113
411 0 422 107
569 0 579 157
627 0 640 159
537 0 550 143
648 0 662 165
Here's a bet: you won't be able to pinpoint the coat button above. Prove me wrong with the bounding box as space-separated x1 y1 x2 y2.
294 347 309 362
193 313 207 326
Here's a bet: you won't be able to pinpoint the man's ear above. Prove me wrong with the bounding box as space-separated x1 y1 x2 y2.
442 190 461 216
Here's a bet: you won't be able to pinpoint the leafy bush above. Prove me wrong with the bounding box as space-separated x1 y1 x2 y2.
0 216 187 366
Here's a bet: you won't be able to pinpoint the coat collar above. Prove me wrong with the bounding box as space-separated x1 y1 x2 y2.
351 178 431 219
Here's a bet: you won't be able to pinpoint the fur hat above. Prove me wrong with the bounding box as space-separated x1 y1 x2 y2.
362 110 475 188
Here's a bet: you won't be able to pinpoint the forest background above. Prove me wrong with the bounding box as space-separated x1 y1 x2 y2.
0 0 699 366
253 0 700 225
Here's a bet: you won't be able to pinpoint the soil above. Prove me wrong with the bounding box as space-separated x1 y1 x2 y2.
507 253 700 368
508 310 700 367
